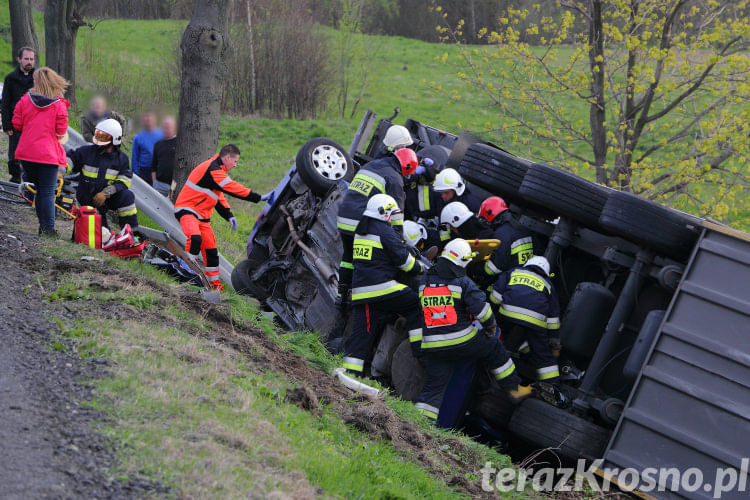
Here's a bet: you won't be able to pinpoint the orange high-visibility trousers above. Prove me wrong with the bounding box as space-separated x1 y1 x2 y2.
179 214 221 286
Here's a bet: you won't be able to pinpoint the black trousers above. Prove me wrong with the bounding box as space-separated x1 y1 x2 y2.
501 321 559 383
416 332 520 420
7 129 22 181
342 290 421 374
337 231 354 300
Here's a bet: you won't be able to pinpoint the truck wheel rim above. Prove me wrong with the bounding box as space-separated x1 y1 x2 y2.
311 145 348 180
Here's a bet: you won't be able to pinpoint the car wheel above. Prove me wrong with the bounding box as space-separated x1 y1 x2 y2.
417 145 452 170
458 143 533 205
599 190 702 261
519 163 611 228
508 398 611 461
390 339 425 402
295 138 354 197
231 246 270 300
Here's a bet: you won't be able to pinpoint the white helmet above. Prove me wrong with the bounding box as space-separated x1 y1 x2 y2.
524 255 550 276
440 201 473 228
440 238 476 268
94 118 123 146
403 221 428 248
433 168 465 196
363 193 401 222
383 125 413 149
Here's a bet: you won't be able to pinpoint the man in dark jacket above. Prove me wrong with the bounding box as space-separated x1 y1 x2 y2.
415 238 530 422
342 194 424 377
150 116 177 196
67 118 138 229
80 96 126 143
2 47 36 183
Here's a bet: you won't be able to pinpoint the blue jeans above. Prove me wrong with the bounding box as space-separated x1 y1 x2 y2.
23 161 58 233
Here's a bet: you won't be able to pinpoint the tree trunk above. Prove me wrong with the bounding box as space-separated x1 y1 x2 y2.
172 0 231 197
587 0 608 185
9 0 39 63
246 0 256 112
44 0 89 104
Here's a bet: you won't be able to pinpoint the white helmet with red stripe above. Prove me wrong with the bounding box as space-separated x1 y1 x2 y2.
440 238 476 268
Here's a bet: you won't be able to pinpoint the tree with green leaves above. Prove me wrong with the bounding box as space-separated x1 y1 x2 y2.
438 0 748 224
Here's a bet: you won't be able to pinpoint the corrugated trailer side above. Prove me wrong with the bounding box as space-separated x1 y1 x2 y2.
597 223 750 499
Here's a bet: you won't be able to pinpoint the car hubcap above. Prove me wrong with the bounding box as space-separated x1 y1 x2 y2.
311 145 348 180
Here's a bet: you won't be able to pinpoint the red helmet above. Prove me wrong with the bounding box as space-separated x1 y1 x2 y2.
478 196 508 223
394 148 418 176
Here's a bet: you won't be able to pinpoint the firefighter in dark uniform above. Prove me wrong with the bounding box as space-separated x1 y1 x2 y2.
490 256 562 384
477 196 534 282
342 194 425 376
334 125 418 329
67 119 138 229
415 238 531 421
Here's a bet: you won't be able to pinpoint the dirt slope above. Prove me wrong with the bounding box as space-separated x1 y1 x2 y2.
0 203 161 499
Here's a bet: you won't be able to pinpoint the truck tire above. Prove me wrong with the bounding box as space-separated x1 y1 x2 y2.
508 398 611 461
296 138 354 197
458 144 533 205
390 339 425 402
599 190 702 261
472 383 517 429
519 163 611 228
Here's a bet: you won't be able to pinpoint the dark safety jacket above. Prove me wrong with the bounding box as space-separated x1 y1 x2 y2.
174 154 260 222
337 155 405 234
482 214 534 277
490 266 560 335
417 260 494 350
351 218 420 304
67 145 132 203
404 181 441 222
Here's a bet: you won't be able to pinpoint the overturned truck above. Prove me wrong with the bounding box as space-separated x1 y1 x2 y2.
233 109 750 499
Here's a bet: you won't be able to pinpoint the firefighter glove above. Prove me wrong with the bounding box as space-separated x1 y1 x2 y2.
481 317 497 337
260 192 273 201
92 191 107 207
229 217 238 231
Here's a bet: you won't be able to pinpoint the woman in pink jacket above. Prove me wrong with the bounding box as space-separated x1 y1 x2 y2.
12 67 69 236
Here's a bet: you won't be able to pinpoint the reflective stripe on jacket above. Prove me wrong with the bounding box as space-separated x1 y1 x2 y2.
490 268 560 333
67 144 132 202
351 218 415 304
483 219 534 277
174 154 256 221
419 267 494 350
337 155 405 234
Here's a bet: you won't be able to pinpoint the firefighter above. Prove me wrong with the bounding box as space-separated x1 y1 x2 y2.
490 256 562 384
439 201 490 244
67 119 138 229
334 125 418 322
342 194 425 377
432 168 482 214
477 196 534 281
173 144 266 291
415 238 531 421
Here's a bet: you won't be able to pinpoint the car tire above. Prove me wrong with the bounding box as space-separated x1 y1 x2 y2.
472 383 518 429
508 398 611 461
599 190 702 261
390 339 425 402
295 138 354 197
519 163 611 228
458 143 533 205
231 246 270 301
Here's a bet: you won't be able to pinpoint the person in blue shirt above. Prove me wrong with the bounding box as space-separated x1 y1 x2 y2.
130 111 162 185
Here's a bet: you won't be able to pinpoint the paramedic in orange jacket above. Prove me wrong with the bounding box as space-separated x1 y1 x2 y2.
174 144 264 291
